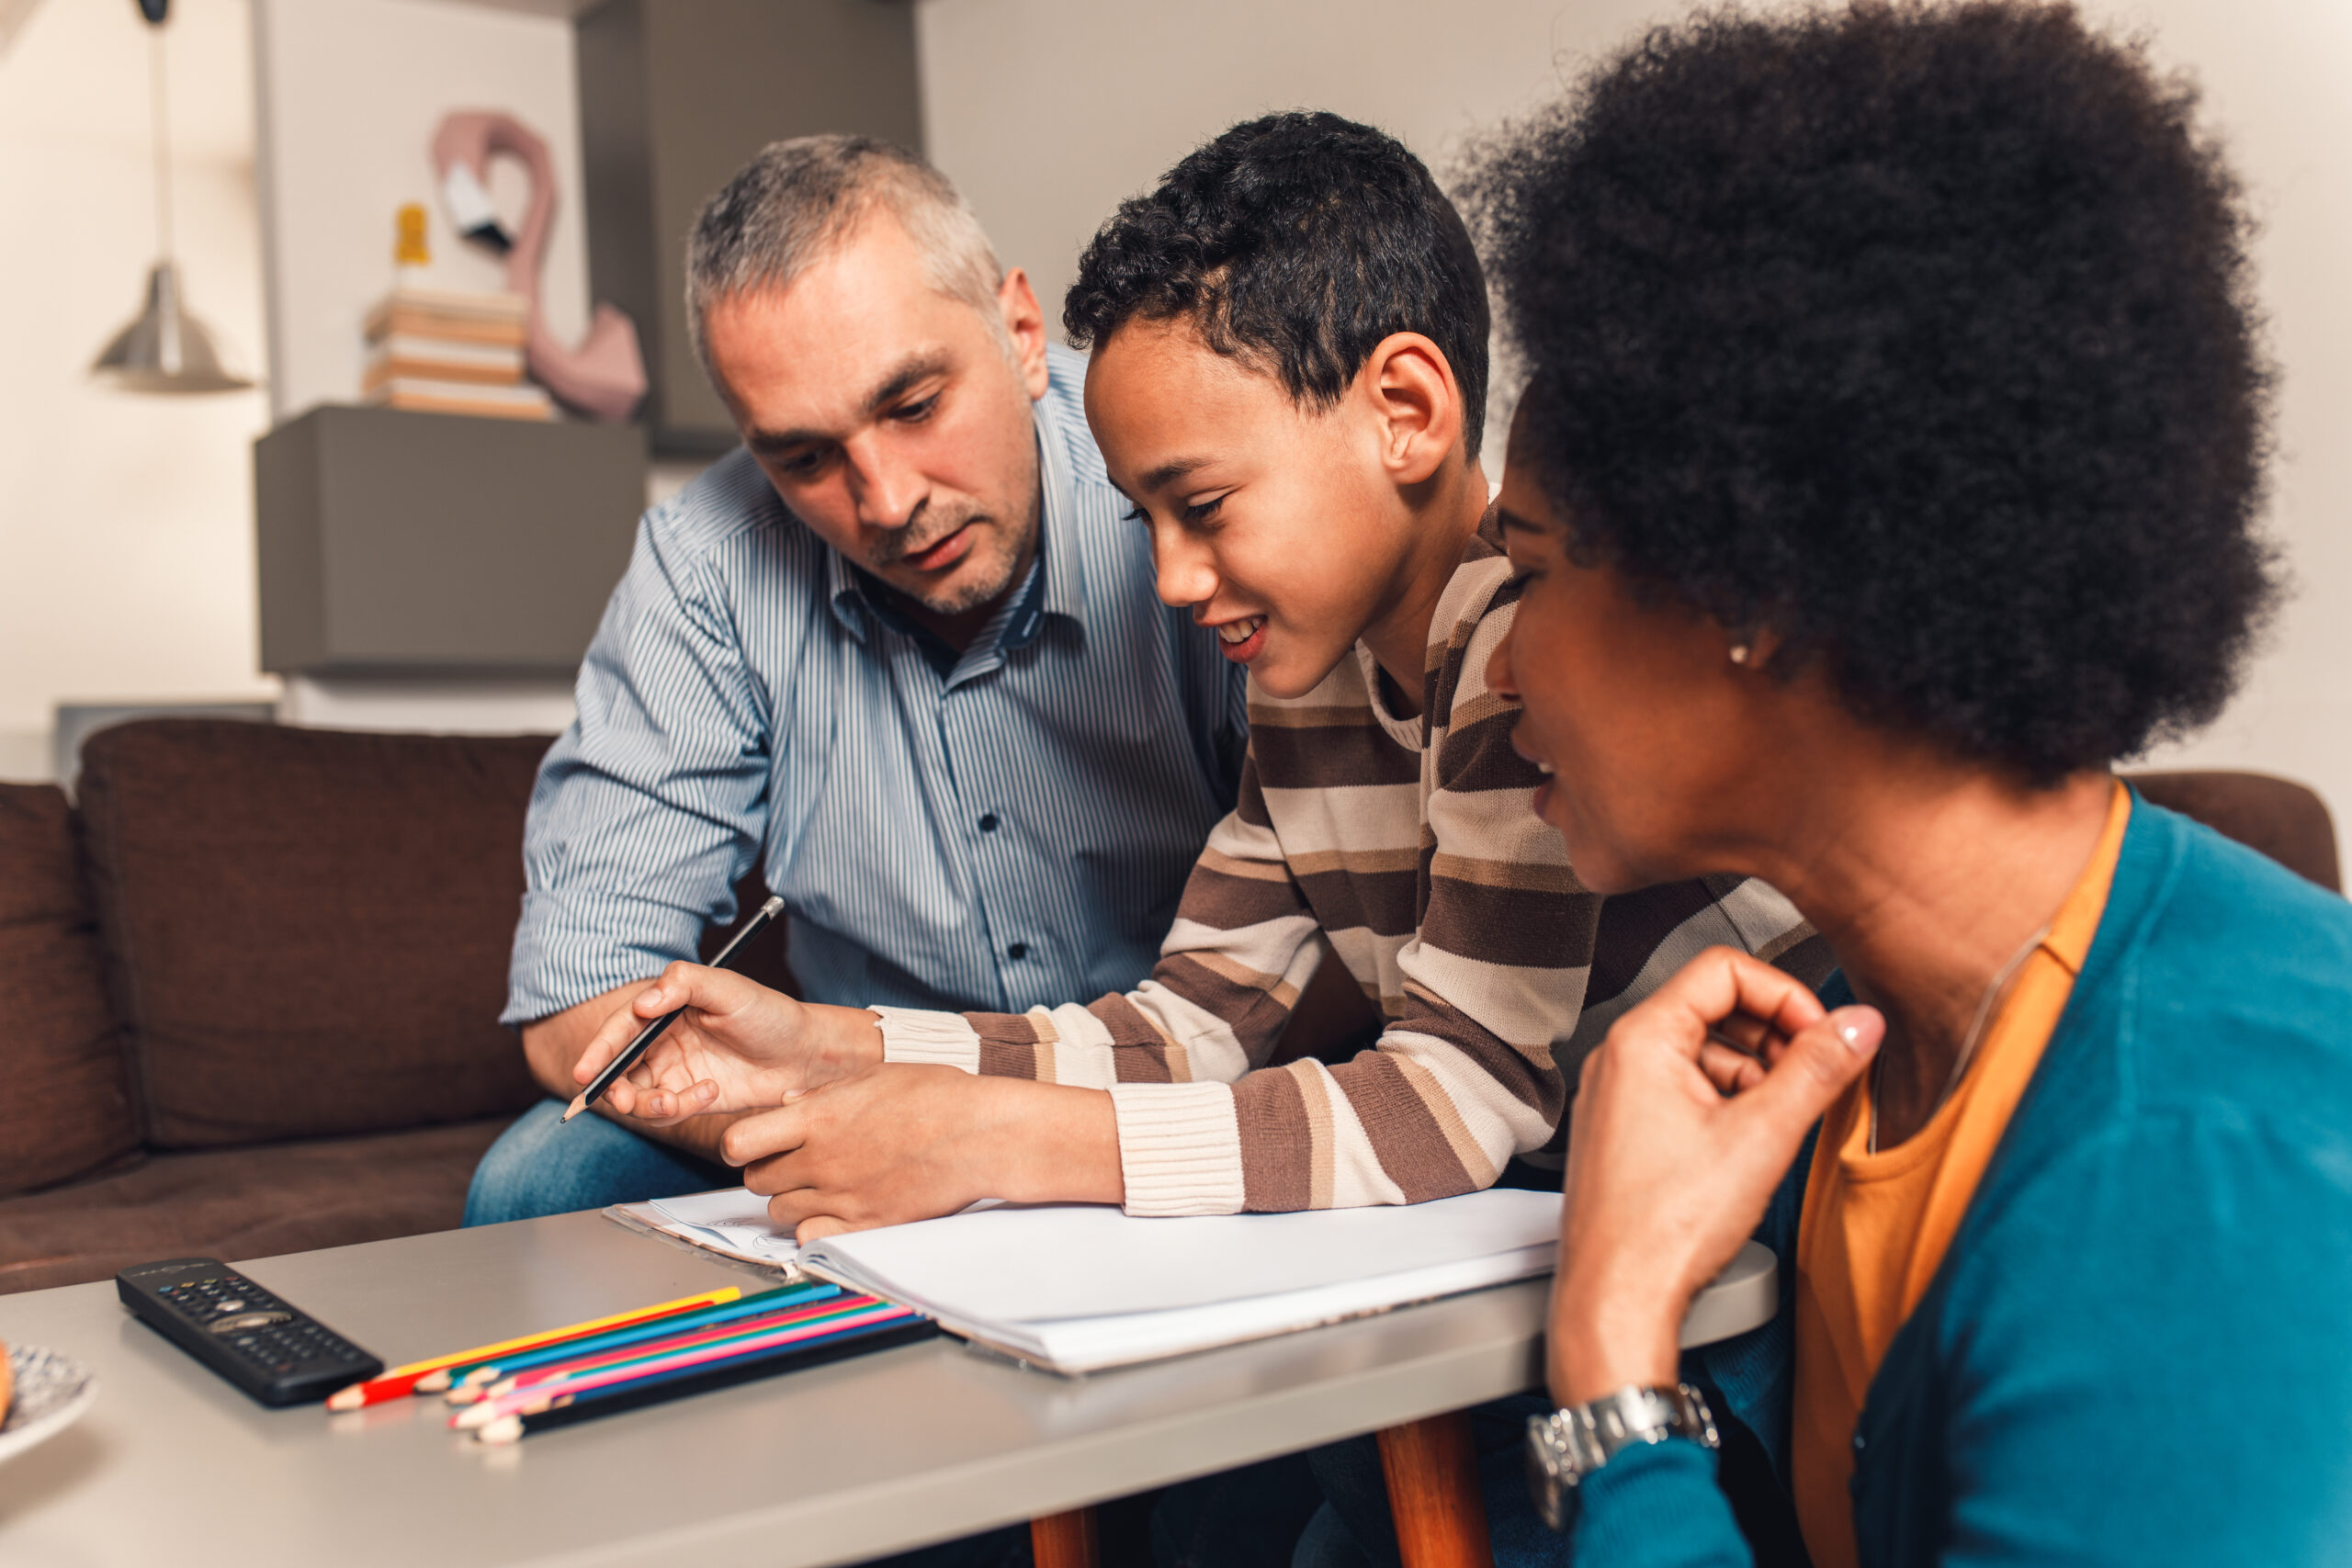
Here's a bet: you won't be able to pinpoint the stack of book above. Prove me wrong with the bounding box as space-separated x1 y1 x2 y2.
361 286 552 421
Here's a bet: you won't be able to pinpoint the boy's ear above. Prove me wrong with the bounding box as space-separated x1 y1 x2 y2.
1359 332 1462 486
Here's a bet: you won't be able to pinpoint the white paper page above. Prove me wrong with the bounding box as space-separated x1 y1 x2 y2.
648 1188 801 1266
1001 1240 1560 1372
800 1188 1564 1325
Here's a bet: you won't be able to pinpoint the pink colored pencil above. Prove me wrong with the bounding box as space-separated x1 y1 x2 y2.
494 1297 885 1393
450 1303 914 1427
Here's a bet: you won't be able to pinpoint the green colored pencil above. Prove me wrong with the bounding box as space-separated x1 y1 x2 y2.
442 1281 837 1397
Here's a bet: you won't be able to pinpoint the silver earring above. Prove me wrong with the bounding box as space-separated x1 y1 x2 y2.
1729 644 1751 665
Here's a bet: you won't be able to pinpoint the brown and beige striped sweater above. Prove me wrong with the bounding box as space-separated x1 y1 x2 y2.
876 519 1831 1215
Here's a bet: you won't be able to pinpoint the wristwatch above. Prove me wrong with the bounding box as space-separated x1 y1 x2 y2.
1524 1382 1720 1531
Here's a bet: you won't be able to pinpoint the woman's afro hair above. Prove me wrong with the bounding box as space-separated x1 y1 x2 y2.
1465 1 2277 782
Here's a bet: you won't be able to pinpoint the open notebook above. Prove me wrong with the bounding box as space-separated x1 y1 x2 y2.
608 1188 809 1272
610 1187 1567 1372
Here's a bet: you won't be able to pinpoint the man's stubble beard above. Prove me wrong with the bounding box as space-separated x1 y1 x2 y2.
869 479 1042 618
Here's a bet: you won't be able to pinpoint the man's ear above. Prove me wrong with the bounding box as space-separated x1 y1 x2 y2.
997 267 1051 400
1359 332 1462 486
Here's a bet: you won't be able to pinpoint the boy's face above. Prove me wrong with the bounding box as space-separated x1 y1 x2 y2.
1085 319 1427 700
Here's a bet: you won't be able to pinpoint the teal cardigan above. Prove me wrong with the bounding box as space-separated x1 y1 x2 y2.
1569 798 2352 1566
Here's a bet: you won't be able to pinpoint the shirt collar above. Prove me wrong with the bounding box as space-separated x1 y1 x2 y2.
1029 388 1091 631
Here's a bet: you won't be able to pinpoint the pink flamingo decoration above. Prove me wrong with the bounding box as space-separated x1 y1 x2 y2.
431 109 647 423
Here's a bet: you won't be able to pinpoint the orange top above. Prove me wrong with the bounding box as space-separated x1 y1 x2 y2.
1790 782 2132 1568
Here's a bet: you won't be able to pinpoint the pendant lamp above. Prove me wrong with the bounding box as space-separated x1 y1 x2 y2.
90 0 252 393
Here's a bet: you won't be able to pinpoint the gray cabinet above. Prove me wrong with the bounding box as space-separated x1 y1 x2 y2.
254 406 645 674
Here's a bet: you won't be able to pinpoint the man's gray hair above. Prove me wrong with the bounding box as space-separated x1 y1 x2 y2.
685 135 1003 376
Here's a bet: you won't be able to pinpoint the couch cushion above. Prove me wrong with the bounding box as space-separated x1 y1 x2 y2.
0 783 139 1197
0 1116 512 1294
77 720 553 1147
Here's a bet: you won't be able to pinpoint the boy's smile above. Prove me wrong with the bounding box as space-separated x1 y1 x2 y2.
1083 318 1463 704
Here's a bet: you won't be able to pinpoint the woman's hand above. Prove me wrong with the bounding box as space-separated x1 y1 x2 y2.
1549 946 1883 1406
567 963 883 1122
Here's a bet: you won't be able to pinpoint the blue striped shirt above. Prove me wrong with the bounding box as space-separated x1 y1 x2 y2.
504 345 1250 1024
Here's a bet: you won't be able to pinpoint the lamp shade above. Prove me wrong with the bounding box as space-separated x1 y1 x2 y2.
90 260 252 394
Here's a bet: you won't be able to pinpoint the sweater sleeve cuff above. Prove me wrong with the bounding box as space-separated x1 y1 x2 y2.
1571 1437 1741 1566
1108 1082 1247 1216
872 1007 982 1073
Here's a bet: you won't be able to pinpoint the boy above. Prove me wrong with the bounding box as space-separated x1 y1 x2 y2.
573 112 1826 1230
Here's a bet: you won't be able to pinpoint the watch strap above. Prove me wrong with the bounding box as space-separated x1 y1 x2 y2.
1525 1382 1719 1531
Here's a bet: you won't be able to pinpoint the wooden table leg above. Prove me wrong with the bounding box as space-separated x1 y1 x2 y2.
1378 1410 1495 1568
1031 1506 1101 1568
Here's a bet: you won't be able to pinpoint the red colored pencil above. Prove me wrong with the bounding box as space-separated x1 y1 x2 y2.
452 1302 916 1428
323 1285 741 1408
485 1297 884 1398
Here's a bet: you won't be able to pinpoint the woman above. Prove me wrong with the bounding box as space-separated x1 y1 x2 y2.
1468 3 2352 1564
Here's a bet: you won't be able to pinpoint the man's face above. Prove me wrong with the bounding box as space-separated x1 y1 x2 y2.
1085 319 1421 700
703 216 1051 617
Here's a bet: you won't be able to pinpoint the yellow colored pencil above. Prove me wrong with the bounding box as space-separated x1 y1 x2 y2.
323 1285 741 1408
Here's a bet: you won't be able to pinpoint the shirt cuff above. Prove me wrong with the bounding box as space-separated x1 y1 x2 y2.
1108 1082 1247 1216
873 1007 983 1073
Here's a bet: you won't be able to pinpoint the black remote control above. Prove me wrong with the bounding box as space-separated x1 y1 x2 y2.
116 1258 383 1407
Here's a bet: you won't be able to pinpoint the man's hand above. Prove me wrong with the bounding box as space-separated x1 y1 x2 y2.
570 963 884 1122
721 1066 1123 1242
1547 946 1883 1406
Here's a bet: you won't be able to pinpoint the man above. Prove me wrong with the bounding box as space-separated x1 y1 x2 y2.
465 136 1251 1224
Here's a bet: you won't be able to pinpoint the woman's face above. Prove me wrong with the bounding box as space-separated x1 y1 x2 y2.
1487 430 1772 895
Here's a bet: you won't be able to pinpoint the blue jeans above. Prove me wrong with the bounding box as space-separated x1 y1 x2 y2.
463 1098 735 1225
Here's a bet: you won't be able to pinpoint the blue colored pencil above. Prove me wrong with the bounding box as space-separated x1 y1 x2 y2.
472 1313 938 1444
443 1280 839 1397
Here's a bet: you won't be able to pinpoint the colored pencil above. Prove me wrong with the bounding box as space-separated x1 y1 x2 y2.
474 1316 941 1444
453 1301 918 1429
453 1300 913 1428
322 1284 742 1408
479 1295 879 1400
564 895 784 1121
440 1281 839 1399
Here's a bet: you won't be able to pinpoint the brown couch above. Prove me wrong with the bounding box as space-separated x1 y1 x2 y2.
0 719 793 1296
0 719 2334 1297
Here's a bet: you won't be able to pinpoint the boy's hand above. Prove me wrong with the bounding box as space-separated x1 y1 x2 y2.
722 1067 1123 1242
1547 947 1883 1406
568 963 883 1122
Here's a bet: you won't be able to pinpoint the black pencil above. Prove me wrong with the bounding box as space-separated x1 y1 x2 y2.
471 1316 939 1443
564 895 786 1122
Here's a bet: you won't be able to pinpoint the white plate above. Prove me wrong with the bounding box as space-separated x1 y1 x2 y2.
0 1344 98 1466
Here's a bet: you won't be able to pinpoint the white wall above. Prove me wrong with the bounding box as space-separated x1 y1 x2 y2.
0 0 276 779
1 0 2344 820
917 0 2352 828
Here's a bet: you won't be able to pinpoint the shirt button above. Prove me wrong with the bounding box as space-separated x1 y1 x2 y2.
1853 1433 1866 1451
978 813 1000 832
1006 942 1029 960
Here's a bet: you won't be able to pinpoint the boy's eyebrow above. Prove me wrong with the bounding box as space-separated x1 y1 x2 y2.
1138 457 1213 494
745 351 953 454
1496 506 1541 533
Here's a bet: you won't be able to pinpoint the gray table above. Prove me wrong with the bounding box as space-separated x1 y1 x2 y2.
0 1211 1771 1567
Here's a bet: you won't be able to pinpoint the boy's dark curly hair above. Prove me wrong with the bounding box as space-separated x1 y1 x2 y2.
1466 1 2276 781
1065 111 1492 461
